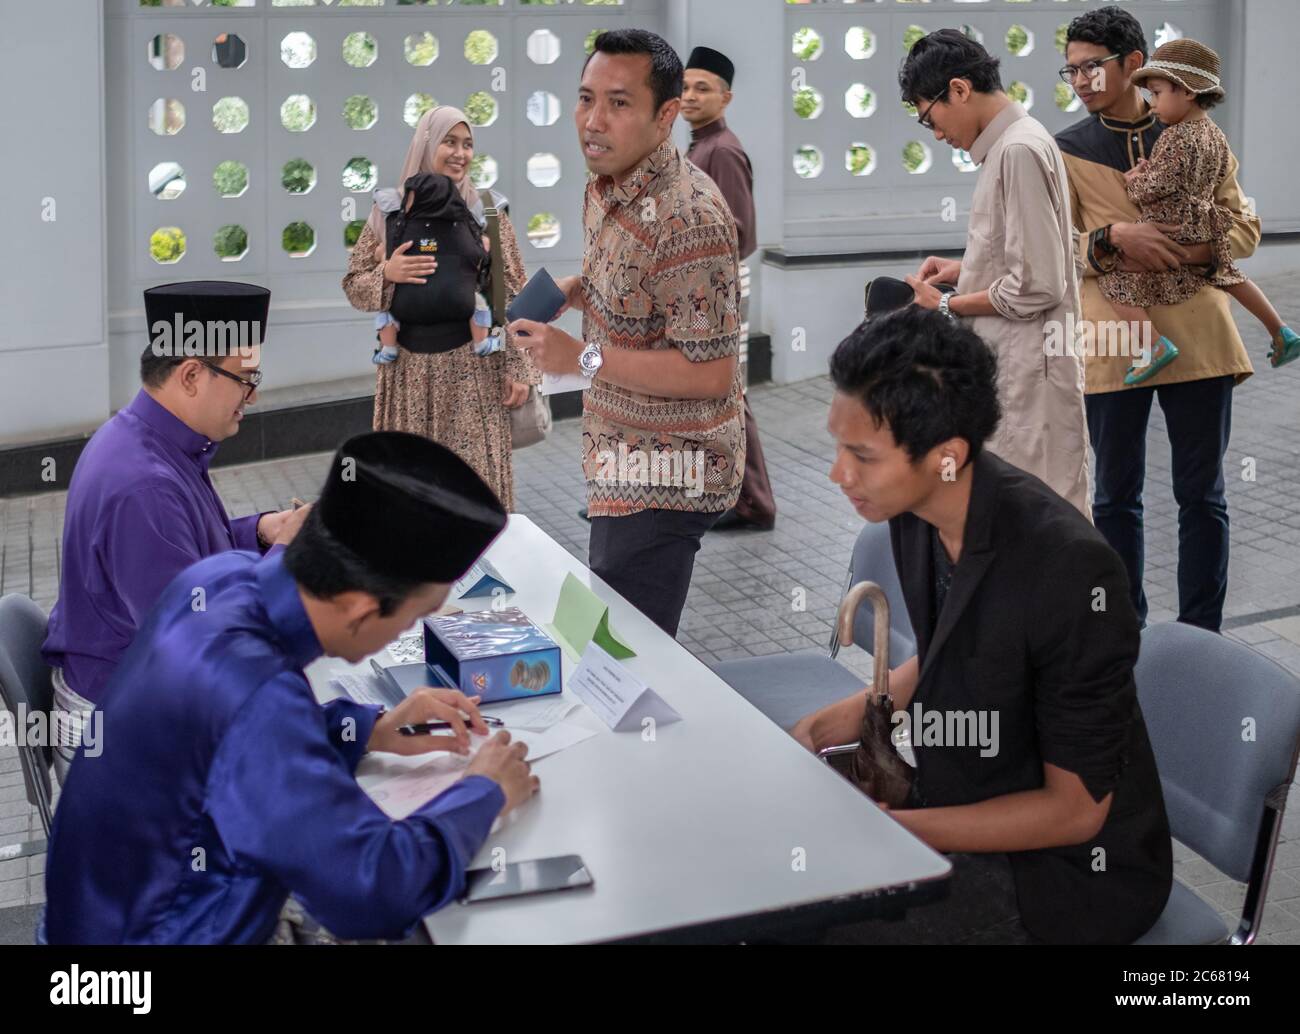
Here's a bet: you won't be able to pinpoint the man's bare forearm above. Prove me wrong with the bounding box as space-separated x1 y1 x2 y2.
597 347 736 399
891 783 1110 853
1107 221 1213 271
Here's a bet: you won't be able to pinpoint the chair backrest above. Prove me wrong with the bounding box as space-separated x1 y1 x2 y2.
833 520 916 664
1135 622 1300 883
0 594 55 819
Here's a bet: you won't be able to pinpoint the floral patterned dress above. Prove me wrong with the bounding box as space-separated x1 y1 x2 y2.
342 200 538 512
1100 116 1246 308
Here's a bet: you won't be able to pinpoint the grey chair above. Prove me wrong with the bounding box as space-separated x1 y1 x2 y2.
0 594 56 847
710 521 916 730
1133 622 1300 945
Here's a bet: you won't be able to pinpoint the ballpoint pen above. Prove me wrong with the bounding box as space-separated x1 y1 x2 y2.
399 716 504 736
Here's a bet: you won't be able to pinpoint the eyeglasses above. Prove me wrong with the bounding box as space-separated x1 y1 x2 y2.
1058 53 1120 85
916 88 949 131
202 361 262 401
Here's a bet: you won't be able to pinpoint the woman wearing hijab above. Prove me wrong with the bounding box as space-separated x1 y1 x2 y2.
343 106 537 511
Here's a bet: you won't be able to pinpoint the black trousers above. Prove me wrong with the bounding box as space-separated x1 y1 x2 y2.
823 853 1032 945
769 854 1033 945
588 508 721 637
1084 375 1233 631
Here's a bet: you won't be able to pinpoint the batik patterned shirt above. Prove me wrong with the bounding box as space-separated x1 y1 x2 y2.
580 138 746 517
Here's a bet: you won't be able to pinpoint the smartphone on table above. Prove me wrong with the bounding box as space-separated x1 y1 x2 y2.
460 854 593 905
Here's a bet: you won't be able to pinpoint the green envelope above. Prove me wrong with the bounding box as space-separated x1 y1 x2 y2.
546 573 636 662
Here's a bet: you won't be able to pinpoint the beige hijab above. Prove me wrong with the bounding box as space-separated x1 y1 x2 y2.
365 105 482 252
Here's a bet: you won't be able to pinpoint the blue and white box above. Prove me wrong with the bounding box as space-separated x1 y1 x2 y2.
424 607 562 703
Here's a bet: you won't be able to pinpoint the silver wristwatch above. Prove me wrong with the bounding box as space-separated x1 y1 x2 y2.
937 290 956 320
578 341 604 378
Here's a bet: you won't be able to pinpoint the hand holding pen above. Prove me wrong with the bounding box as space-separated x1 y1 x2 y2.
399 715 504 736
367 686 497 757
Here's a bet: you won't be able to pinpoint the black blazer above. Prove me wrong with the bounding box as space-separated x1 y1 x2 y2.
890 452 1172 944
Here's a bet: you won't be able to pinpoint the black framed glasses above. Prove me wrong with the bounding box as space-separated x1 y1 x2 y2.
1058 53 1120 85
917 88 949 131
202 361 262 401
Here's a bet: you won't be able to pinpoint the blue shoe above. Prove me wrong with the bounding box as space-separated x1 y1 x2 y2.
371 347 398 366
1269 326 1300 368
1124 335 1179 386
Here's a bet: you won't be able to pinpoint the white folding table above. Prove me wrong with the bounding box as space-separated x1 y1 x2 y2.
308 514 950 944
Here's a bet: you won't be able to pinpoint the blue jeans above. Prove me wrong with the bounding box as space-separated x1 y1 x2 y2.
1085 375 1233 632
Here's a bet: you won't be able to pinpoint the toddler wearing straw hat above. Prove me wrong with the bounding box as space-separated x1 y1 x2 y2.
1100 38 1299 382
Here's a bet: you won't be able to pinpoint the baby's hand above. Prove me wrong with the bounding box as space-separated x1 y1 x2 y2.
1124 159 1148 182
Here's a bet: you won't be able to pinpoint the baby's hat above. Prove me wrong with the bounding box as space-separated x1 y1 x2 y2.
1132 38 1224 100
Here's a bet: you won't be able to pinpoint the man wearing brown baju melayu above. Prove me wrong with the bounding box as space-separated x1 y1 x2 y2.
682 45 777 532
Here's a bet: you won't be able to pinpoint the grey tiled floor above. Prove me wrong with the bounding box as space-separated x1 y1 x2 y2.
3 271 1300 942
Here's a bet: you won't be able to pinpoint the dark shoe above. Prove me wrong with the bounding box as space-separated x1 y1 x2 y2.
711 508 744 530
711 508 774 532
577 507 590 522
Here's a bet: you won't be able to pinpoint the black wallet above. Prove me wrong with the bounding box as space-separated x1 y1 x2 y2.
505 268 567 332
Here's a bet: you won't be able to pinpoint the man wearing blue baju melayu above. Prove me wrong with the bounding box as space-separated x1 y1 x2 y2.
45 432 539 944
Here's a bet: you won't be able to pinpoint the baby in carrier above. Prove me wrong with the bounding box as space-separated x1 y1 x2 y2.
369 172 500 365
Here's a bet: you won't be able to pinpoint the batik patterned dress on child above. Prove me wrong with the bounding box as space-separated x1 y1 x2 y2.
1100 117 1246 308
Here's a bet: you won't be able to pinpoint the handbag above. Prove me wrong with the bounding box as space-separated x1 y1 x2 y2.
863 275 957 318
483 193 552 450
509 387 552 450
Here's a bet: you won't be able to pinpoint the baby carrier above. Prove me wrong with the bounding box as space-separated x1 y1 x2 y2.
384 172 490 353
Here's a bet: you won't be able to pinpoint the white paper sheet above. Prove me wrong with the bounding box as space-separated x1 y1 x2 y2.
358 752 469 820
511 720 598 761
331 672 389 708
357 721 598 820
484 692 582 731
539 371 589 396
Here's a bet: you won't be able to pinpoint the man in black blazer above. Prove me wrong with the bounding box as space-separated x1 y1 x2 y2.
792 306 1171 944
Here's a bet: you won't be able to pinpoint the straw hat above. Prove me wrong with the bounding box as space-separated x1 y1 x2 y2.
1132 38 1224 99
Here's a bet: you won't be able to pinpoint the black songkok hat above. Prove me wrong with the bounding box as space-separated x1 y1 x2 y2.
686 46 735 87
317 432 508 584
143 281 271 352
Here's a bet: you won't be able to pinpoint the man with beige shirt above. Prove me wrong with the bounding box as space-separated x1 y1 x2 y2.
901 30 1090 517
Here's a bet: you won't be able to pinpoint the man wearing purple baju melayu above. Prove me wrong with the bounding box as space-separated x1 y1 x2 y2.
42 282 305 781
44 432 539 945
